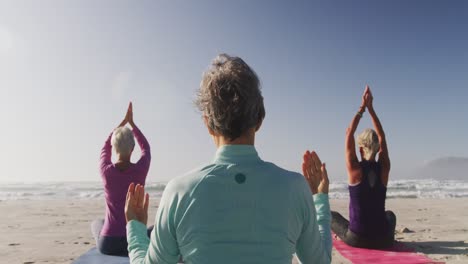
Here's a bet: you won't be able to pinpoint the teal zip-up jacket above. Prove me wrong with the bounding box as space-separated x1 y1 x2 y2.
127 145 332 264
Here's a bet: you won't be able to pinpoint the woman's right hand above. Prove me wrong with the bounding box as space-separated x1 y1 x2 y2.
302 150 329 194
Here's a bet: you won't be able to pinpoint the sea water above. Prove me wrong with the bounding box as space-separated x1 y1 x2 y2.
1 179 468 200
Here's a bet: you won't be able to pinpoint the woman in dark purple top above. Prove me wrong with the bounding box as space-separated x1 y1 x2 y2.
91 102 152 256
332 86 396 249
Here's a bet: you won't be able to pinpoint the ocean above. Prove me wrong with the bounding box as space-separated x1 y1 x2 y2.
1 179 468 201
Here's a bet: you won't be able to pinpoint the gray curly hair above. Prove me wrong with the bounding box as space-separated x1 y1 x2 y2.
195 54 265 141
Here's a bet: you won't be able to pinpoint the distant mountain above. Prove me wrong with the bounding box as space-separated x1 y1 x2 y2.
413 157 468 180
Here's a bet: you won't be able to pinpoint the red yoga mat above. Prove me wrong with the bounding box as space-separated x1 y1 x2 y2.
332 235 444 264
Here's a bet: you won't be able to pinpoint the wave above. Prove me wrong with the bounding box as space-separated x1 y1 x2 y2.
1 179 468 200
0 182 167 201
328 179 468 199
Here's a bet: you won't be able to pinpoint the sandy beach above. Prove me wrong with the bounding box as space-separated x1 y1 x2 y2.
1 198 467 264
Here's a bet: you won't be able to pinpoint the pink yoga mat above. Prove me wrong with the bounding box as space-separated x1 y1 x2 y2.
332 235 444 264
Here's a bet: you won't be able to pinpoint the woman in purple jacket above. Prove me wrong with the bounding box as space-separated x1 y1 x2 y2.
332 86 396 249
91 102 151 256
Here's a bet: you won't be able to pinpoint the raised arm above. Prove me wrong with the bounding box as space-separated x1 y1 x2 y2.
99 132 113 174
126 103 151 171
345 89 367 184
131 125 151 169
365 88 390 185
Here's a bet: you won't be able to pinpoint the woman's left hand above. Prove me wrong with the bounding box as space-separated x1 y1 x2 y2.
125 183 150 225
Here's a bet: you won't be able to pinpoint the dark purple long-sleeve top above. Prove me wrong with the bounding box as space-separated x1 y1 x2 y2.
99 126 151 237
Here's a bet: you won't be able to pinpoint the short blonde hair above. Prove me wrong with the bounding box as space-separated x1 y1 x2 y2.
111 127 135 156
357 128 380 160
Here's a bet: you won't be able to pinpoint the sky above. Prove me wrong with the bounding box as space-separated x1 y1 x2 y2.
0 0 467 183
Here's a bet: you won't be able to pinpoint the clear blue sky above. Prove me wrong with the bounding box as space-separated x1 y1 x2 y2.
0 0 467 182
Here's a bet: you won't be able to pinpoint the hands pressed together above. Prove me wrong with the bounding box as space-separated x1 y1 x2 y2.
360 85 374 114
118 102 135 128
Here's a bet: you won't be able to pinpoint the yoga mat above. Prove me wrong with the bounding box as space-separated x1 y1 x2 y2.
73 247 185 264
332 235 444 264
72 248 129 264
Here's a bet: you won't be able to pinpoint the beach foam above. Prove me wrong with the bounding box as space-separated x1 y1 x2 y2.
1 179 468 200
